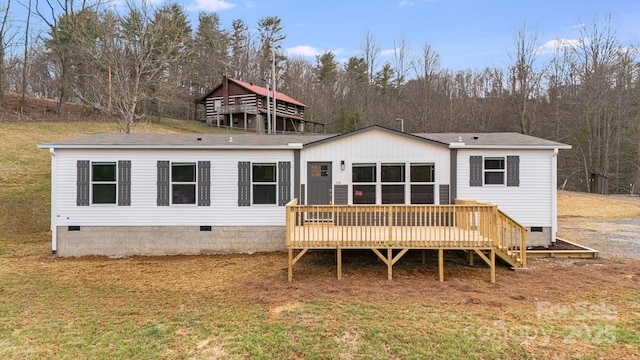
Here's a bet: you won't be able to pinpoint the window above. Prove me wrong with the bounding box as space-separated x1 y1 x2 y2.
238 162 290 206
381 164 405 204
92 162 117 204
352 164 376 204
469 155 519 187
172 163 196 204
252 163 277 204
157 161 210 206
410 163 435 204
484 157 505 185
351 162 437 204
78 160 130 206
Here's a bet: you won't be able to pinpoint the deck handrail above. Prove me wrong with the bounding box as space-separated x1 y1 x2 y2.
285 199 527 269
496 208 527 268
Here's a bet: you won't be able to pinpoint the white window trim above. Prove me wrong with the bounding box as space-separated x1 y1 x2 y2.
484 157 506 186
171 162 197 205
409 163 436 204
350 162 438 205
252 162 278 205
381 163 406 204
91 161 117 206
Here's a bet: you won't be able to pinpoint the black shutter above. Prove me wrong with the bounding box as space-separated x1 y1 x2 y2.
439 184 450 205
333 185 348 205
157 161 170 206
238 161 251 206
198 161 211 206
77 160 90 206
469 156 483 187
278 161 291 206
507 156 520 187
118 160 131 206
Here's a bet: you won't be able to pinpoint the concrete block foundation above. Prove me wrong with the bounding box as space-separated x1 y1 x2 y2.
56 225 286 257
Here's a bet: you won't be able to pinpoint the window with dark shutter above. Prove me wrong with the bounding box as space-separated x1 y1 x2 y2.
469 156 483 186
238 161 251 206
118 160 131 206
507 156 520 186
198 161 211 206
157 161 170 206
278 161 291 206
77 160 90 206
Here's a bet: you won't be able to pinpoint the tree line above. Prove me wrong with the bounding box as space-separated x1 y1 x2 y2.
0 1 638 194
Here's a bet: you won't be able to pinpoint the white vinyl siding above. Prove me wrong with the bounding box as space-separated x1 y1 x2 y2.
54 149 294 227
301 129 450 204
457 149 554 227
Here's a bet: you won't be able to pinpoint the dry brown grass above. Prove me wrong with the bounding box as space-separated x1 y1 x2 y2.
558 190 640 220
1 120 639 359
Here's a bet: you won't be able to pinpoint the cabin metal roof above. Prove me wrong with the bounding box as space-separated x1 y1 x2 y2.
196 77 307 107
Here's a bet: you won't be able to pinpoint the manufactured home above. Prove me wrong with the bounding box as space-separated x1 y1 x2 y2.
38 126 570 264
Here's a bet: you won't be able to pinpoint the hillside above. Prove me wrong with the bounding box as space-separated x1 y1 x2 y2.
1 122 639 359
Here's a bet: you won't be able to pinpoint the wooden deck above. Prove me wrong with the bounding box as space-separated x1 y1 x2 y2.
285 200 527 283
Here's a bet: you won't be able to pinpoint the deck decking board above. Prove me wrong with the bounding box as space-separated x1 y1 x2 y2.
285 200 527 283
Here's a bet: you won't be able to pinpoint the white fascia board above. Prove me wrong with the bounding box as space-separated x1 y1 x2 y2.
37 144 299 150
449 144 572 150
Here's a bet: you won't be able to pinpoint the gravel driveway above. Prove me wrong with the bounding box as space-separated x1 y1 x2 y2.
558 218 640 259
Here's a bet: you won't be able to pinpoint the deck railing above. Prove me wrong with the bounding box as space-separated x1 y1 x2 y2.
285 199 527 268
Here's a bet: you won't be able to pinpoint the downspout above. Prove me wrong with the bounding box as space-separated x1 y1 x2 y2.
49 147 58 255
551 148 559 246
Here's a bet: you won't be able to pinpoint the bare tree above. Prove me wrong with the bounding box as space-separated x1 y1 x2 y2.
568 14 623 192
19 0 31 117
410 42 441 131
76 1 191 133
507 22 545 135
0 0 14 106
36 0 102 117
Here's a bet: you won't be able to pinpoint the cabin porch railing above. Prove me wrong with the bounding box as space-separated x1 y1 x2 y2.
285 198 527 282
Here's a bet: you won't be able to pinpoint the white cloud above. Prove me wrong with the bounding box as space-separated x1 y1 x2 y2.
399 1 414 7
537 38 580 54
190 0 236 12
285 46 322 57
380 49 396 56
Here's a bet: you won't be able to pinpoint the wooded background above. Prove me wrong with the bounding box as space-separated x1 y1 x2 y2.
0 1 639 194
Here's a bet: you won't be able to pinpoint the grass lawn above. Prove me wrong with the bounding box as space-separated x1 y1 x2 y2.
1 121 639 359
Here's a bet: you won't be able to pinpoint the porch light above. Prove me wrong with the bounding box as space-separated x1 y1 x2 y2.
341 160 345 171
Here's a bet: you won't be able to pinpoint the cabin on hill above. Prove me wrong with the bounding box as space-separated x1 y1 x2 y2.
195 76 324 134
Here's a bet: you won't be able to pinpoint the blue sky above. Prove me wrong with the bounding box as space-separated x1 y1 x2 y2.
176 0 640 71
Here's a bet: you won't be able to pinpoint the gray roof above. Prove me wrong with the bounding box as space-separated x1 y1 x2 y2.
38 133 334 149
417 132 571 149
38 126 571 150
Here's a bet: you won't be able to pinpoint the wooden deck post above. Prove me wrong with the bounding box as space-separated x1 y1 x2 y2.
337 248 342 280
438 248 444 282
387 248 393 281
490 249 496 283
288 248 293 282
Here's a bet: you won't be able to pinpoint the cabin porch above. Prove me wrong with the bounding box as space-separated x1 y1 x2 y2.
285 200 528 283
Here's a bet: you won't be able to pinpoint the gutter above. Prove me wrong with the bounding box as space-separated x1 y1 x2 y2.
49 147 57 255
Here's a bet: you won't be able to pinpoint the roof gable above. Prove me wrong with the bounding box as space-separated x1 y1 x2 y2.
303 125 450 149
